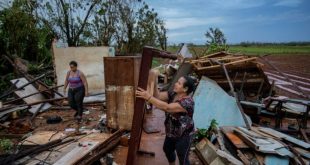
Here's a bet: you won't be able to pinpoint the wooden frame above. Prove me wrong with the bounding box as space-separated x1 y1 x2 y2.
126 47 177 165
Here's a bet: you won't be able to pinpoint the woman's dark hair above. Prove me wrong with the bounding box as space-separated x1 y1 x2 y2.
69 61 78 67
182 75 196 95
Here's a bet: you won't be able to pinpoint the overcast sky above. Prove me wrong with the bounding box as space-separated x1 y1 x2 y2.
147 0 310 44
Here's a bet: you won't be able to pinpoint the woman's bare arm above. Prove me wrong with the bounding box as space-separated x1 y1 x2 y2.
80 71 89 96
153 88 169 101
63 71 70 93
152 72 169 101
136 87 186 113
148 96 187 113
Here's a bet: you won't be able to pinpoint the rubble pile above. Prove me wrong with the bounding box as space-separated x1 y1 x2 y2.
0 45 309 165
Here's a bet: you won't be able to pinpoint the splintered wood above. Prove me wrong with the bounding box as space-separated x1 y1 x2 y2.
187 51 271 101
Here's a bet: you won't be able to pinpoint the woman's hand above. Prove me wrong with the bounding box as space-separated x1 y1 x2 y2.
136 87 151 100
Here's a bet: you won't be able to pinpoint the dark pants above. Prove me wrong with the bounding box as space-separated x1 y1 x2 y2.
68 86 85 117
163 135 192 165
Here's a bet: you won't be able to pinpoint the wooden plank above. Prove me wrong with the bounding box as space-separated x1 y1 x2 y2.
258 127 310 149
220 127 249 151
127 47 153 165
53 141 99 165
104 57 140 131
74 129 124 165
0 106 28 118
104 57 140 86
199 51 228 59
294 147 310 159
21 133 111 165
106 86 118 129
126 47 177 165
116 86 135 130
250 127 277 139
237 150 250 165
23 131 65 146
189 56 245 63
234 129 286 154
11 78 51 113
225 132 249 149
196 57 257 71
3 85 64 105
300 129 309 143
195 138 243 165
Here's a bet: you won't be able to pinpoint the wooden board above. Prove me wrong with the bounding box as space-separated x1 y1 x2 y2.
104 57 141 86
195 138 243 165
18 132 111 165
53 141 99 165
225 132 249 149
104 57 141 131
258 127 310 149
106 86 135 130
11 78 51 113
221 127 249 149
23 131 65 145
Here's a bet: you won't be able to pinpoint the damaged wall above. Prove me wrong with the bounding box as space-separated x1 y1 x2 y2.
193 76 249 129
52 43 115 93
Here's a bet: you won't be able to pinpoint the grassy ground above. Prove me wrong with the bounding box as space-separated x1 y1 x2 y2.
165 45 310 56
229 45 310 55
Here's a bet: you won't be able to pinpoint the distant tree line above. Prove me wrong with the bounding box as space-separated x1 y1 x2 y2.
233 41 310 47
0 0 167 62
0 0 167 93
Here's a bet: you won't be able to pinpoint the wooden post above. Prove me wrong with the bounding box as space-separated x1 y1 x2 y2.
126 47 177 165
126 47 153 165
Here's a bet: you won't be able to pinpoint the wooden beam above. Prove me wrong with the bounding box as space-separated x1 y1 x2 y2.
189 56 245 64
0 72 52 100
196 57 257 71
126 47 153 165
3 85 64 105
300 129 310 143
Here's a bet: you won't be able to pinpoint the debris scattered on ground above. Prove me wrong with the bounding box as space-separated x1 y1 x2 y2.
0 46 309 165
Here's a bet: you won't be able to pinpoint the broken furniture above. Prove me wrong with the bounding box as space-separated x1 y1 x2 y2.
188 51 271 103
261 97 310 129
126 47 178 165
104 56 141 130
195 126 310 165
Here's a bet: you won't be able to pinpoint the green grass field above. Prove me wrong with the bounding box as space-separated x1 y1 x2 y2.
166 45 310 56
229 45 310 55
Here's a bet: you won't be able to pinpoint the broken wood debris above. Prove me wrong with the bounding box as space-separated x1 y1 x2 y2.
187 52 271 101
195 126 310 165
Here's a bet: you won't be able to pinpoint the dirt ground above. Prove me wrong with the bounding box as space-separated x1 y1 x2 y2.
33 106 104 132
258 54 310 99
